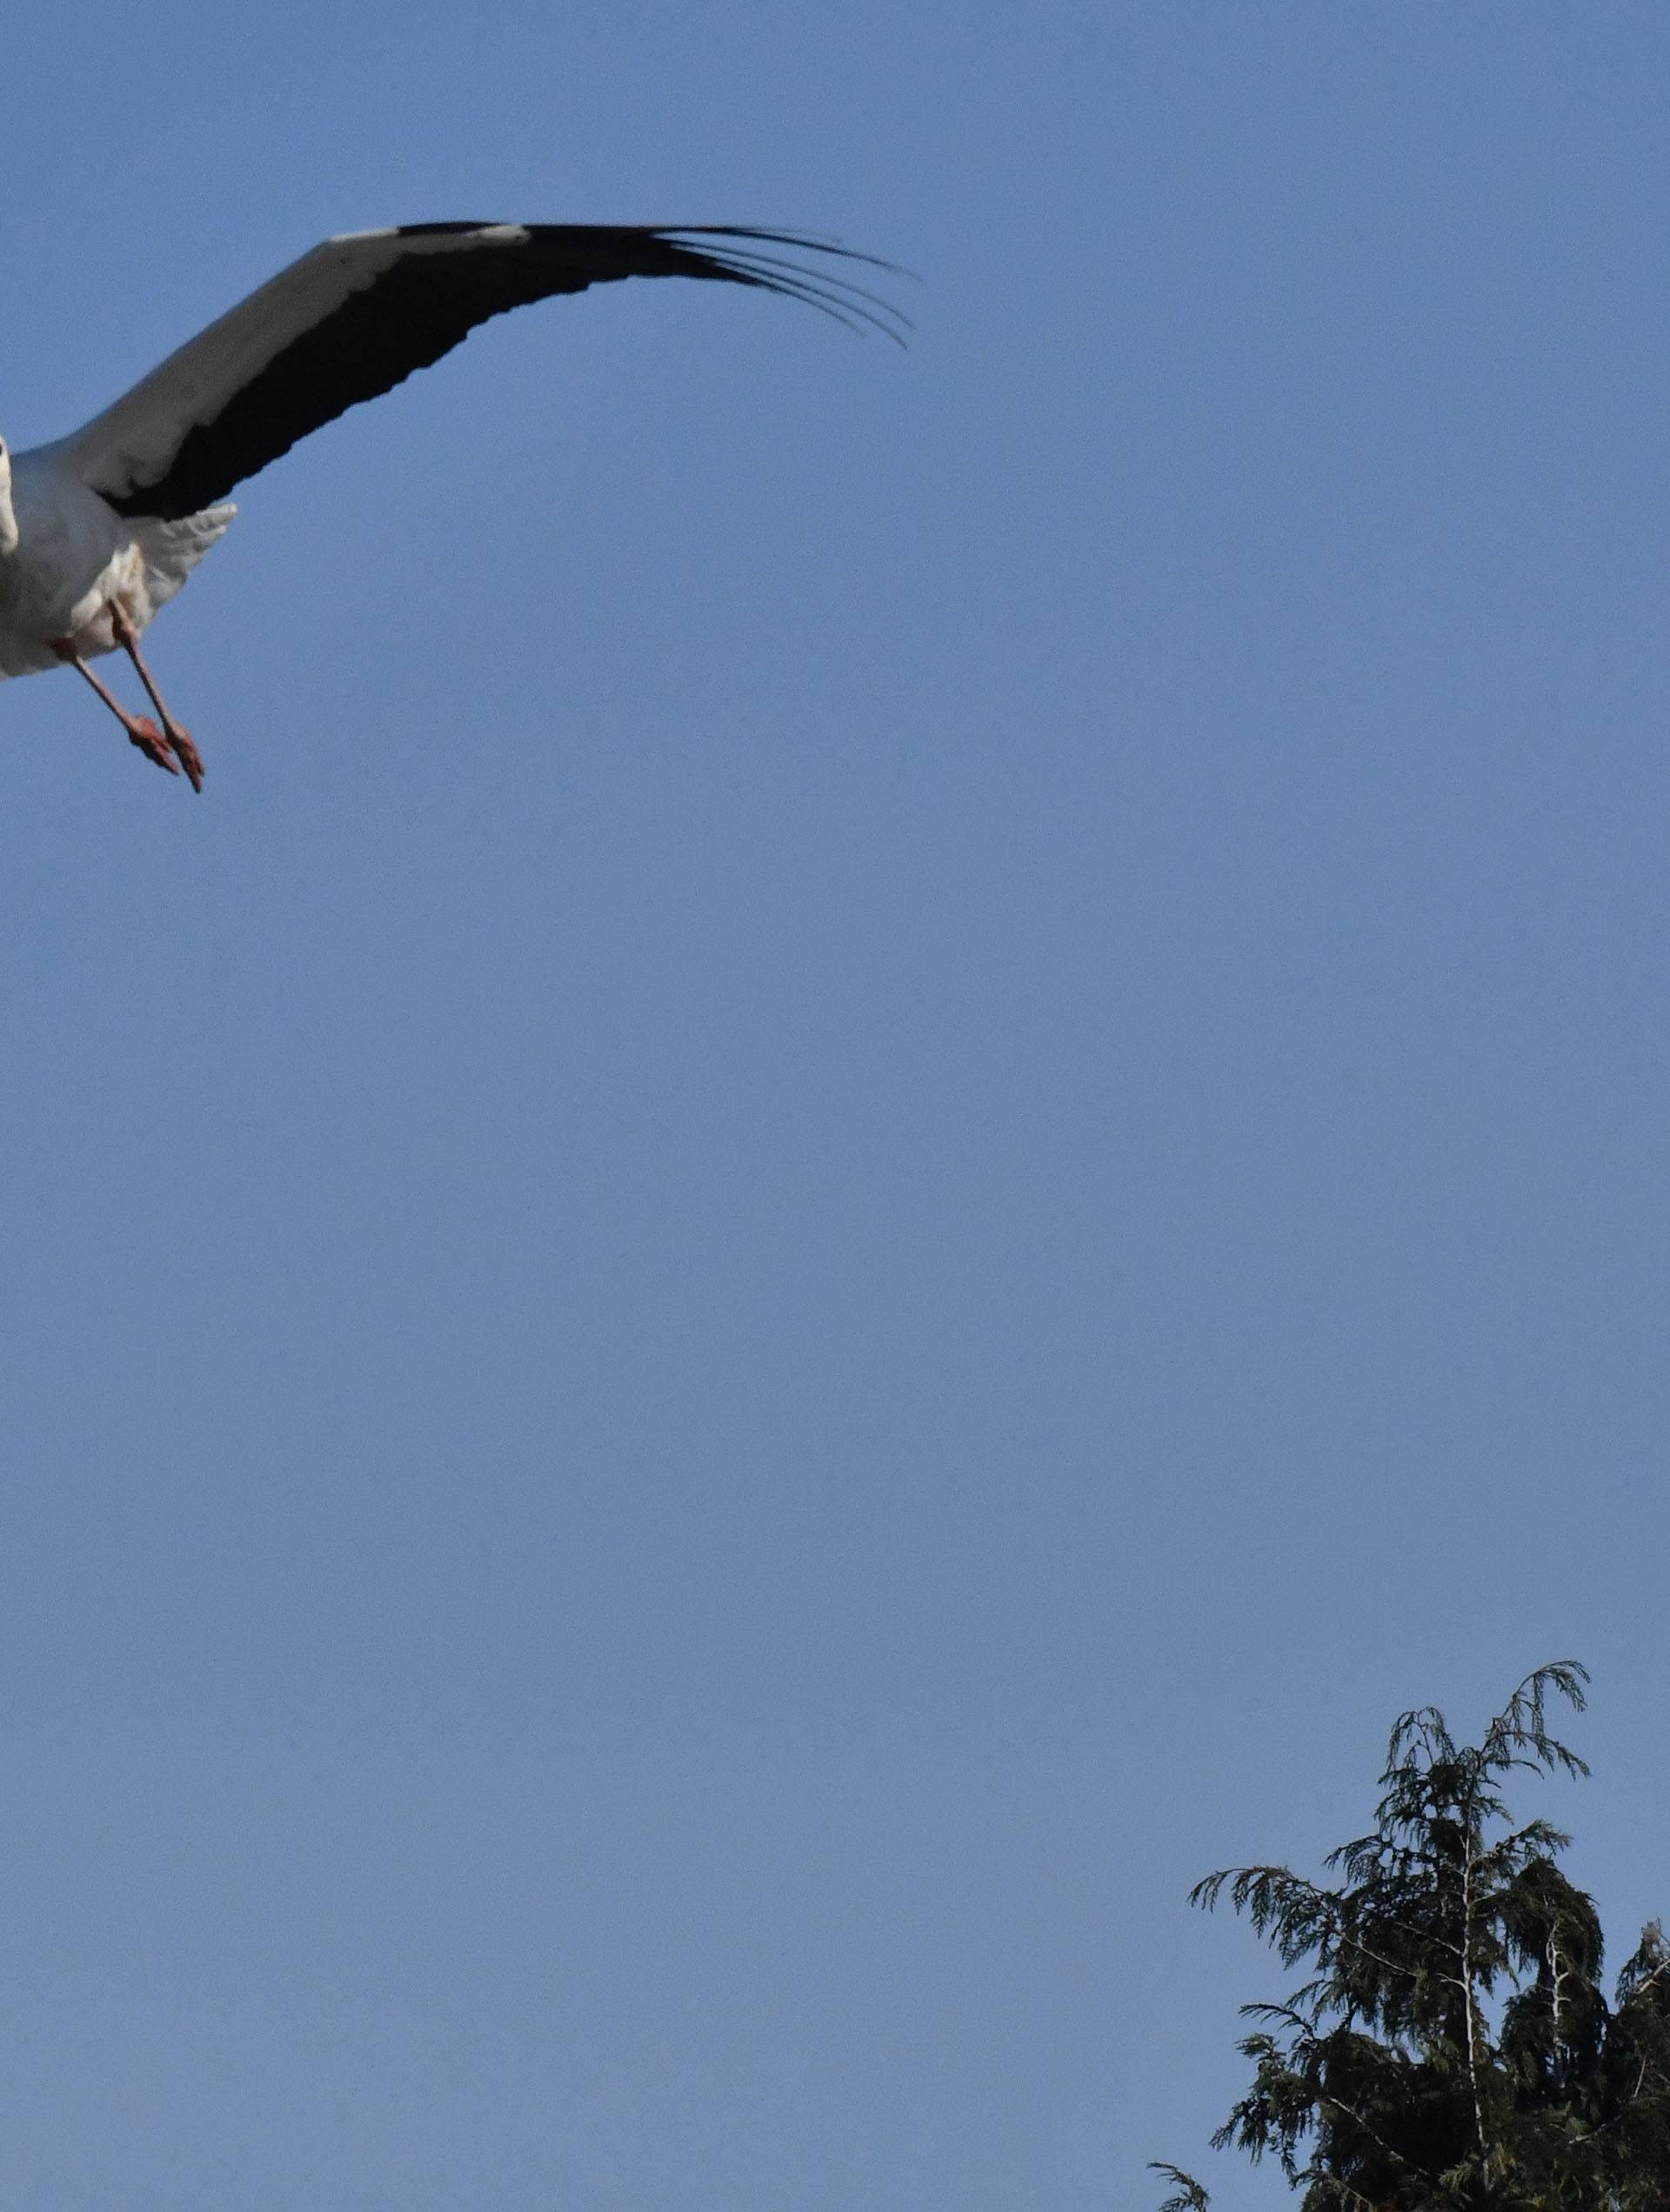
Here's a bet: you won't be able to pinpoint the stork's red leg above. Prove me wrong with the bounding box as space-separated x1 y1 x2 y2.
107 605 204 792
50 639 180 777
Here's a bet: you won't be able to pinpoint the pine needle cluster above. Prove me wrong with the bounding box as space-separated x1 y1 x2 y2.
1155 1664 1670 2209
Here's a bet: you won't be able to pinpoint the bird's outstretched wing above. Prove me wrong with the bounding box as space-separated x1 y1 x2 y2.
52 224 907 524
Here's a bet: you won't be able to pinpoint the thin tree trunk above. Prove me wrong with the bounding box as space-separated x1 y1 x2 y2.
1461 1788 1488 2159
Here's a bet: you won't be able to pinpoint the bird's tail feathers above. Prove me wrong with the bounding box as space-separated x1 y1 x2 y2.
135 503 237 609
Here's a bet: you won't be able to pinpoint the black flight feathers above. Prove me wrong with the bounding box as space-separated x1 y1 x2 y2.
103 224 908 523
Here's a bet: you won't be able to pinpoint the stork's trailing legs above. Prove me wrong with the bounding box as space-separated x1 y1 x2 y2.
50 638 182 779
107 603 204 792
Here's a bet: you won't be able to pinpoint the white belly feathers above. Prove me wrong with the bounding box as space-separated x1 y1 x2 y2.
0 457 232 680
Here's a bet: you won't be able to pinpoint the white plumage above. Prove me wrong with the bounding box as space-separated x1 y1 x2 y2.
0 222 902 791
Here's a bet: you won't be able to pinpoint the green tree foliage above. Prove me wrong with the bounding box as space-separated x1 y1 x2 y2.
1155 1664 1670 2209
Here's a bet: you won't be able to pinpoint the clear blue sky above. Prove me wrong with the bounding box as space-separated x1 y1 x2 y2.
1 4 1666 2205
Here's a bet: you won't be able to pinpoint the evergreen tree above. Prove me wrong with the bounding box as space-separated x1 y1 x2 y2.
1155 1663 1670 2209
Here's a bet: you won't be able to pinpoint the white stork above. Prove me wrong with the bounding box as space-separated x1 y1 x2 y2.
0 224 903 791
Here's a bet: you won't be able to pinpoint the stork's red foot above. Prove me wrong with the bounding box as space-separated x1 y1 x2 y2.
163 725 204 792
126 716 180 777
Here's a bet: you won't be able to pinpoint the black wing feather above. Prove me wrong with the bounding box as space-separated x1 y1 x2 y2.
103 225 905 523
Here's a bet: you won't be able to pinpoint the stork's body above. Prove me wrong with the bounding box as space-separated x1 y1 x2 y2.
0 223 901 792
0 453 229 678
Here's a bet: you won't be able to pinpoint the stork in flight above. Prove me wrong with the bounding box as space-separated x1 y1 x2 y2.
0 224 904 792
